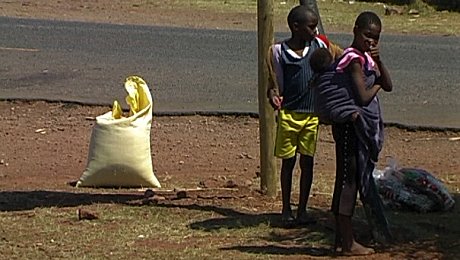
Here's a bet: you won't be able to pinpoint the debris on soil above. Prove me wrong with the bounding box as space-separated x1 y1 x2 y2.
77 209 99 221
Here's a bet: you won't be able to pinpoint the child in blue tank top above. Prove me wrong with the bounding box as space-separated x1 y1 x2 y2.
266 5 333 226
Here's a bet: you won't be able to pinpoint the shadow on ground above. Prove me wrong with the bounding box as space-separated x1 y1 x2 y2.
378 193 460 260
154 193 460 259
0 189 458 259
0 190 143 211
156 202 336 257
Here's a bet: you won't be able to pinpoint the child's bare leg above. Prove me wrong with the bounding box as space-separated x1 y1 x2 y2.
331 122 372 254
297 154 315 224
334 214 342 253
338 214 375 256
280 156 296 222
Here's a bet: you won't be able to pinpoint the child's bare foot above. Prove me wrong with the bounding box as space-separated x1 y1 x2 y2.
342 241 375 256
280 210 295 227
333 238 342 254
296 212 317 225
333 245 342 255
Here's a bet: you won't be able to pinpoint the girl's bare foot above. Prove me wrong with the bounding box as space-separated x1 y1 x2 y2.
342 241 375 256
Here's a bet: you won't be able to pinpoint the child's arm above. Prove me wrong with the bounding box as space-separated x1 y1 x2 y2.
348 60 381 106
374 60 392 92
266 45 283 110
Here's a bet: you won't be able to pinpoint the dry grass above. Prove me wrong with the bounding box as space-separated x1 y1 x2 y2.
4 0 459 35
1 185 459 259
145 0 460 35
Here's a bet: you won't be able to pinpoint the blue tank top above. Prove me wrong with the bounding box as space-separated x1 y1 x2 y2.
280 39 321 113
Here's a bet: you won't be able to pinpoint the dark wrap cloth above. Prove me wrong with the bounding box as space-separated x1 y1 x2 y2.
313 47 391 242
312 48 384 198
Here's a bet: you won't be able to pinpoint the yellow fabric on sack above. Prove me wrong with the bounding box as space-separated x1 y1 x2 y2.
112 100 123 119
77 76 161 188
125 76 150 117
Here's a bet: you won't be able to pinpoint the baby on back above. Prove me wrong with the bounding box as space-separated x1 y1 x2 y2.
310 48 334 76
309 48 357 125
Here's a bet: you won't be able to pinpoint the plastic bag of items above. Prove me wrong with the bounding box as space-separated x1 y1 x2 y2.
373 161 455 213
77 76 161 188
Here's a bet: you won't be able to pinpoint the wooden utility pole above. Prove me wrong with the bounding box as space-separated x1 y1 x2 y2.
257 0 277 197
300 0 325 34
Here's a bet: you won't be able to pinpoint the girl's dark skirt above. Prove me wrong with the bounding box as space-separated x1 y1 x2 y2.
331 122 359 216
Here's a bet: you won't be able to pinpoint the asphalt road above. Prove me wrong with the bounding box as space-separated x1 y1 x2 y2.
0 17 459 128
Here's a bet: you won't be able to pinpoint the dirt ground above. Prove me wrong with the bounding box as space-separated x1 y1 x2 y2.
1 100 459 258
1 98 459 189
2 99 457 191
0 0 276 31
1 1 460 259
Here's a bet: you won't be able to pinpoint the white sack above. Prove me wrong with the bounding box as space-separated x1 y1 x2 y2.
77 76 161 188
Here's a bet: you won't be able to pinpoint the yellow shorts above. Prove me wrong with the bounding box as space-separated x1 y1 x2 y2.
275 109 319 159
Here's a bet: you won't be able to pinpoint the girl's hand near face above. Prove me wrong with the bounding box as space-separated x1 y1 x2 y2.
367 40 380 62
368 41 393 92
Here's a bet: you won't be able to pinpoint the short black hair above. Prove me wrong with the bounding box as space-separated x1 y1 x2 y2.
354 11 381 29
310 48 333 74
287 5 317 29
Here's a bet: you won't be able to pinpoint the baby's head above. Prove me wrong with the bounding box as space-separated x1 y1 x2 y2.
310 48 333 74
